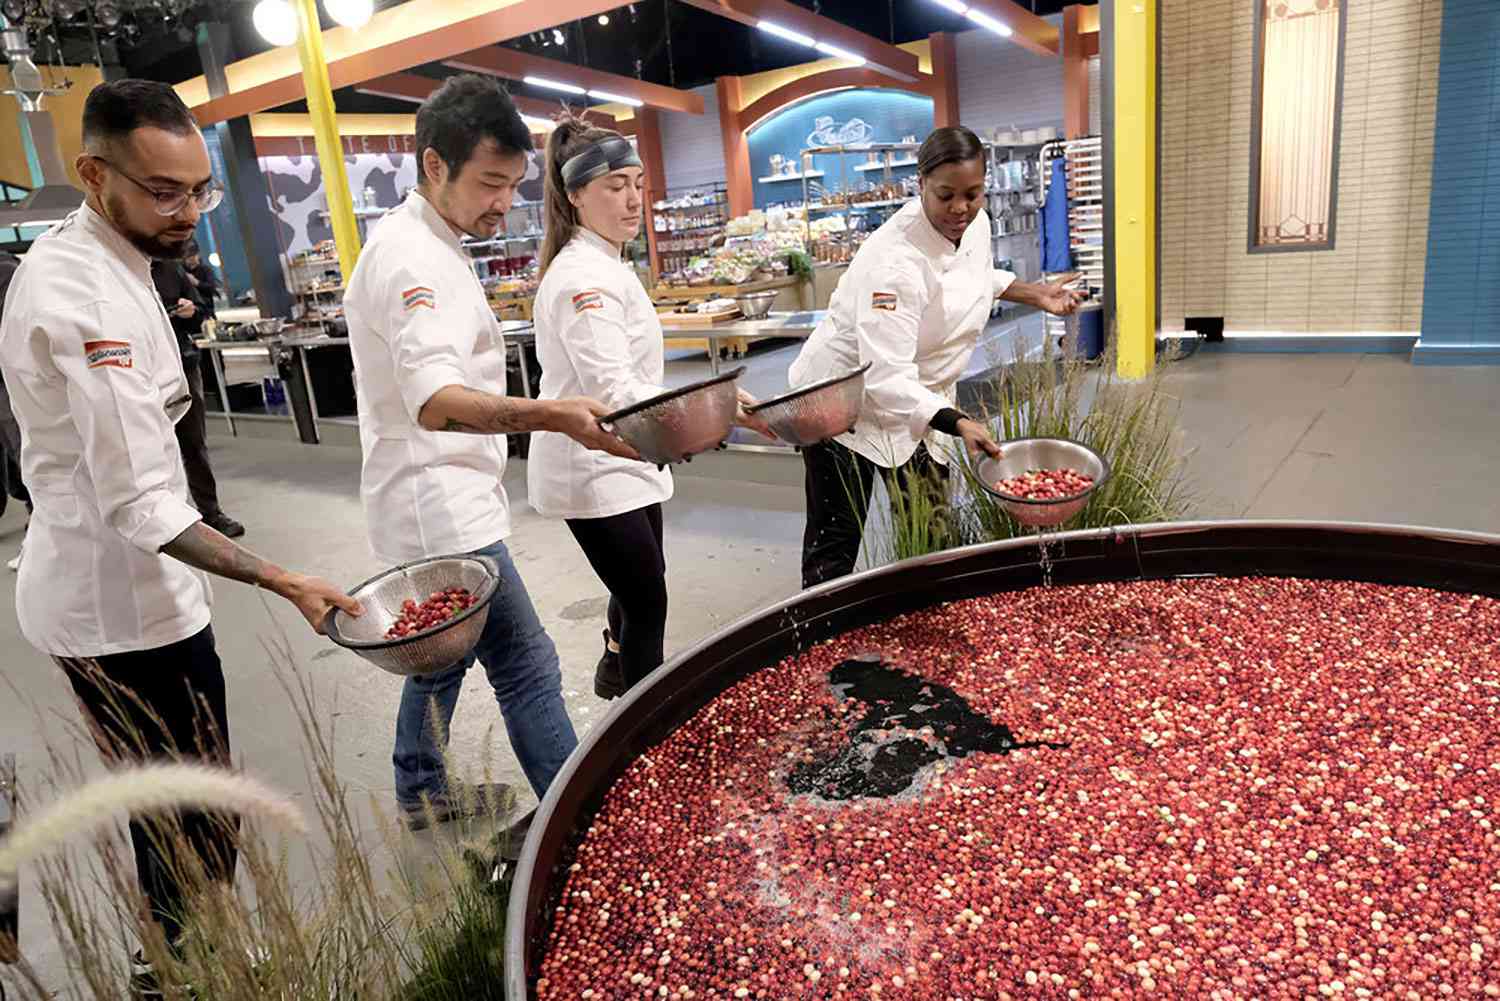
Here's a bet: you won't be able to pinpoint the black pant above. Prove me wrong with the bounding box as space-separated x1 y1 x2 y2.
801 440 947 588
566 504 667 688
174 356 223 520
0 415 27 521
56 627 239 944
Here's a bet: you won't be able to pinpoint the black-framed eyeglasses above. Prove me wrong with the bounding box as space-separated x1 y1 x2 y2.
92 156 223 216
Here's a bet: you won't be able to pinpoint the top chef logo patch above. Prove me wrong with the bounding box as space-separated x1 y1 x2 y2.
871 291 899 312
572 290 605 313
402 286 436 312
84 340 133 370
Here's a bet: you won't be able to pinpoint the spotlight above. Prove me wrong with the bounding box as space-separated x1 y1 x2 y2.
597 14 608 25
208 251 222 267
52 0 87 20
94 0 122 28
324 0 372 29
552 27 564 45
252 0 297 45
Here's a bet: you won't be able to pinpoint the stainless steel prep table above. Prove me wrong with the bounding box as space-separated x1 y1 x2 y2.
663 310 824 377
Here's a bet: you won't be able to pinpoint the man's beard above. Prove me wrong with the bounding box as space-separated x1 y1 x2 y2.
103 192 193 259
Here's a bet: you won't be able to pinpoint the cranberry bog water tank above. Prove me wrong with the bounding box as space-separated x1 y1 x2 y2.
505 521 1500 1001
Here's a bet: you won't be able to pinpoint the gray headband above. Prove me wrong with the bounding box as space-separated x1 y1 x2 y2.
561 136 642 190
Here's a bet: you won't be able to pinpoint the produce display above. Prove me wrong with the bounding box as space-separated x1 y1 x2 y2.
536 576 1500 999
384 588 477 640
994 468 1096 501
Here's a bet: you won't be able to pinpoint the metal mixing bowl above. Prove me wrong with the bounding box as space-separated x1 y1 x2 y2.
601 368 744 467
323 555 500 676
975 437 1111 528
733 291 777 319
746 362 870 447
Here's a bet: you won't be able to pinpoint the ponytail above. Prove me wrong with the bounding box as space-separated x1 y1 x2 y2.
539 113 624 276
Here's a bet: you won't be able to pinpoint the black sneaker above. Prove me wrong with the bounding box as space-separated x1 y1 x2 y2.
398 781 515 832
203 512 245 539
594 630 626 700
129 949 193 1000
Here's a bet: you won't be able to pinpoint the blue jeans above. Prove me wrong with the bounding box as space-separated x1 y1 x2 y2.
392 539 578 805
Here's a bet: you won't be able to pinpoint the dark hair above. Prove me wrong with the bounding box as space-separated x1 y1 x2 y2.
916 125 985 177
416 74 534 183
538 113 624 276
81 79 197 153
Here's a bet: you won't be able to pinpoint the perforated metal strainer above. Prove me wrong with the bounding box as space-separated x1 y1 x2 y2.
600 368 744 468
745 362 870 447
323 555 499 676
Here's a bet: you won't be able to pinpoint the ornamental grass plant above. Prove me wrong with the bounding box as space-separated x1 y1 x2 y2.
0 636 517 1001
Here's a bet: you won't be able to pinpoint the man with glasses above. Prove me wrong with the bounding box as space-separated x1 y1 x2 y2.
0 79 361 998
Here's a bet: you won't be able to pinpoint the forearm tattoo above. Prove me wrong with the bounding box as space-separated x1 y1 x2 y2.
436 387 537 435
163 522 283 589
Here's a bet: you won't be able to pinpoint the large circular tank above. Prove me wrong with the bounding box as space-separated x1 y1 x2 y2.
505 521 1500 999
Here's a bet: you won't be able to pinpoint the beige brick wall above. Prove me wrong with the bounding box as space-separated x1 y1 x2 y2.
1158 0 1441 334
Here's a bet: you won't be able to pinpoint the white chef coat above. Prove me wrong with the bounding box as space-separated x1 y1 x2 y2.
789 200 1015 469
345 190 511 565
527 228 673 520
0 203 211 657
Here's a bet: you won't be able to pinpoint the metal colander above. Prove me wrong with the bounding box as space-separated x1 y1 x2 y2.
745 362 869 447
323 555 500 676
601 368 744 468
975 437 1111 529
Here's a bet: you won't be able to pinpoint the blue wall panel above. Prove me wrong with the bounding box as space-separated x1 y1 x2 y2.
1415 0 1500 364
746 89 933 210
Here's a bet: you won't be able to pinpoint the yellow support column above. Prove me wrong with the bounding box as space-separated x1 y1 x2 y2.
1112 0 1156 380
291 0 361 280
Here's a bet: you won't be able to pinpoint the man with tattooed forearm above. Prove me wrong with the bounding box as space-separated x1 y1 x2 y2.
344 76 639 832
0 80 360 992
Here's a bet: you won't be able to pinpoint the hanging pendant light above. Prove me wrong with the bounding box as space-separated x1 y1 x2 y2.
252 0 297 46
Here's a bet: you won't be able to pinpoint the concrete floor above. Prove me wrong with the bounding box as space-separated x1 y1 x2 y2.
1 349 1497 992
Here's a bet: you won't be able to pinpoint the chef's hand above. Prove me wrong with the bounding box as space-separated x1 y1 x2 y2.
555 397 642 461
173 298 197 319
733 388 778 440
956 417 1003 459
274 572 363 635
1038 280 1085 317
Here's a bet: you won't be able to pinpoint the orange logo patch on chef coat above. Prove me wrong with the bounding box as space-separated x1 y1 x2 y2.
402 286 436 311
871 291 899 311
84 340 133 369
572 290 605 313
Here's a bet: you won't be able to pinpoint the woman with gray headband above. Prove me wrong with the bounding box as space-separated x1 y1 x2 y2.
527 116 766 700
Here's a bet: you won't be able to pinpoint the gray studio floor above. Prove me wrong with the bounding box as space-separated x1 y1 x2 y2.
1 348 1498 991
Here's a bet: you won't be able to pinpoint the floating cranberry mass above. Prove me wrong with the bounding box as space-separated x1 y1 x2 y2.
536 577 1500 1000
385 587 476 640
995 467 1096 501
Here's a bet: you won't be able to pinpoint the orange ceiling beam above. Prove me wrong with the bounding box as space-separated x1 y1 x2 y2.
961 0 1061 57
443 46 706 114
675 0 922 83
355 71 626 130
180 0 629 125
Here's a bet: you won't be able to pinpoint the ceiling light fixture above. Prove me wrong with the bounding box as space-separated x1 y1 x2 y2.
814 41 866 65
930 0 968 13
964 8 1014 37
597 13 608 25
552 27 565 45
756 20 815 48
324 0 372 29
524 75 586 95
252 0 298 46
588 88 643 107
208 251 222 267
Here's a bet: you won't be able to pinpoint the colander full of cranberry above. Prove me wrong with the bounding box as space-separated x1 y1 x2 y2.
322 555 500 676
975 436 1110 528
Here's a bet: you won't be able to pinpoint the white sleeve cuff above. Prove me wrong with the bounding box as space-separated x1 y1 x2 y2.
126 493 204 553
401 364 469 426
992 269 1017 298
907 390 954 440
